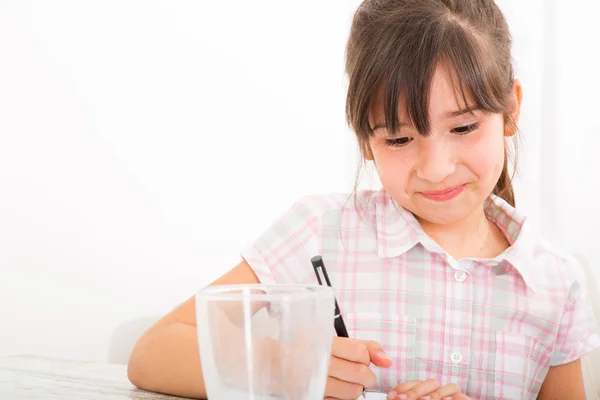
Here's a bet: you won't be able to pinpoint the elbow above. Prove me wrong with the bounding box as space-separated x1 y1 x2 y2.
127 360 142 389
127 364 142 390
127 337 150 390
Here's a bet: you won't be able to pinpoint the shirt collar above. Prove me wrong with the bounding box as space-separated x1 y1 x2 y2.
484 195 536 292
374 190 445 258
374 190 536 292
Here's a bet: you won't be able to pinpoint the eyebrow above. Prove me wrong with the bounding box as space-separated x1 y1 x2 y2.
371 105 482 131
445 105 482 118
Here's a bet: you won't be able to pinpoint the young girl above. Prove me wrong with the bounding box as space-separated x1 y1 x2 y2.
128 0 600 399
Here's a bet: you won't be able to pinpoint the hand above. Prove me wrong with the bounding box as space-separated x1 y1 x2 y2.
386 380 471 400
324 337 393 400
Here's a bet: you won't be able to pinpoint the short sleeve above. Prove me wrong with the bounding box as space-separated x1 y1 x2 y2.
550 259 600 366
240 196 326 286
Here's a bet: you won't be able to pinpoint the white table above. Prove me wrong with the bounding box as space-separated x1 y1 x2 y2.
0 355 389 399
0 355 188 399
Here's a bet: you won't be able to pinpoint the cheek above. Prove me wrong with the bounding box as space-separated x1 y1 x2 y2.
463 130 506 178
370 143 413 187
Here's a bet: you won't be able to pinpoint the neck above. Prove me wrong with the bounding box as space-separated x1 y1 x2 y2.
416 206 508 260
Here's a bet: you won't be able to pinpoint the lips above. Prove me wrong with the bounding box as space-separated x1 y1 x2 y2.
419 184 467 201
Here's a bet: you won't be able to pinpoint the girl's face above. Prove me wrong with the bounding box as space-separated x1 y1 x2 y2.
368 65 521 227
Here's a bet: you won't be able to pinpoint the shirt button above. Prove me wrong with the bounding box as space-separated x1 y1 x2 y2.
450 352 463 364
454 270 467 282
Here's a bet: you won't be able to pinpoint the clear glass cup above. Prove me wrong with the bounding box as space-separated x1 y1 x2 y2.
195 284 335 400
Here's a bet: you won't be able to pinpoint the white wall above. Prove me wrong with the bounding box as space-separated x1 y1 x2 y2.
553 1 600 255
0 0 598 363
0 0 364 361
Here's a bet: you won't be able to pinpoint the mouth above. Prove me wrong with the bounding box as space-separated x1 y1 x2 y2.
419 184 467 201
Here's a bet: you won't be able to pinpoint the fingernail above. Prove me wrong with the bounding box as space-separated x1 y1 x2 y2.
420 397 432 400
443 398 453 400
386 391 397 400
396 395 407 400
378 351 391 360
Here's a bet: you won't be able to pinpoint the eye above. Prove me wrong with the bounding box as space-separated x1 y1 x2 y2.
451 123 479 135
385 137 413 147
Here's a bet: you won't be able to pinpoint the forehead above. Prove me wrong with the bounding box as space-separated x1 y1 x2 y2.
369 63 474 125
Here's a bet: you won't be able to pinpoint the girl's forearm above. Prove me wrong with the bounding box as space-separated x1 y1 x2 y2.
128 323 207 399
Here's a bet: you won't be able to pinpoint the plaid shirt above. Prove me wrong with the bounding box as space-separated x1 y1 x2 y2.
242 189 600 399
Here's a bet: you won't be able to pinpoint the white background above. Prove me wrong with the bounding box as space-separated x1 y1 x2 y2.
0 0 598 362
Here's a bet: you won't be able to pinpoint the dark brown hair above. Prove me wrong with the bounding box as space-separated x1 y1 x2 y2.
345 0 518 206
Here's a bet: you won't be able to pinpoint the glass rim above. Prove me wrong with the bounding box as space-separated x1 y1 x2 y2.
196 283 334 301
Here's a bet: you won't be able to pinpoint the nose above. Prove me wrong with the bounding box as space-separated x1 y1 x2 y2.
415 137 456 183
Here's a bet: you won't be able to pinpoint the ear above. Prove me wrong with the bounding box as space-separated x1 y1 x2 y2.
505 79 523 137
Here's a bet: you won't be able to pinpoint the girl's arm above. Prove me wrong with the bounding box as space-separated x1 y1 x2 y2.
537 359 586 400
127 260 261 399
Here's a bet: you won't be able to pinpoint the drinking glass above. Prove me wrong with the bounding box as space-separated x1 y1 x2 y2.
195 284 335 399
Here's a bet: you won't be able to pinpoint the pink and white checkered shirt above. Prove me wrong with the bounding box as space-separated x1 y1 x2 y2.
241 188 600 399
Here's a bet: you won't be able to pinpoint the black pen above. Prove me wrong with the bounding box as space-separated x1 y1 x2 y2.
311 255 366 399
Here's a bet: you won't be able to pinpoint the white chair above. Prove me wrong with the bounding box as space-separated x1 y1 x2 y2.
572 252 600 399
107 316 160 364
106 308 274 365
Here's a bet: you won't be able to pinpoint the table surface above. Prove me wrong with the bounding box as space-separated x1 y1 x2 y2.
0 354 189 399
0 355 388 400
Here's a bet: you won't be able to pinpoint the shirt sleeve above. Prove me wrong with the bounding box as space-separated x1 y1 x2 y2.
550 258 600 366
240 196 323 286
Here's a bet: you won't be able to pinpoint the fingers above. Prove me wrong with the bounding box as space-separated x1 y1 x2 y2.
387 379 439 399
387 380 423 399
328 356 377 389
327 338 393 400
422 383 462 400
327 338 379 400
387 381 466 400
324 376 365 400
331 337 393 369
331 337 371 365
363 340 393 367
